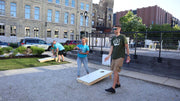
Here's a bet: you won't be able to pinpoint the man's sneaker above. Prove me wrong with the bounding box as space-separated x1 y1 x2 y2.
105 87 116 93
115 84 121 88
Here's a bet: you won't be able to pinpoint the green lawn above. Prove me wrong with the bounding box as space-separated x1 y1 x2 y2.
0 58 69 71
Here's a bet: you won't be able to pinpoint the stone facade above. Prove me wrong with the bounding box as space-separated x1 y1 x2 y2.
0 0 92 43
92 0 114 33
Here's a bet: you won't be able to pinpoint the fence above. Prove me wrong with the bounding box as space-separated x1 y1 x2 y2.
88 31 180 62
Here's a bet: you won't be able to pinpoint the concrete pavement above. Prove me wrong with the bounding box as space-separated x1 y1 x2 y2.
65 57 180 89
0 56 180 101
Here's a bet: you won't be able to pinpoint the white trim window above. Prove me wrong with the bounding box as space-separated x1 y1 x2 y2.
64 12 69 24
25 5 30 19
34 7 40 20
71 14 75 25
55 11 60 23
47 9 52 22
10 2 16 17
0 0 5 15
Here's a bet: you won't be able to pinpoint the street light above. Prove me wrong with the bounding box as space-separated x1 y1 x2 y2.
145 26 148 39
45 22 47 41
80 11 88 38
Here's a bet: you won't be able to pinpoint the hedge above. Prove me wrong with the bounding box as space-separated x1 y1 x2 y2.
30 46 45 55
17 46 27 54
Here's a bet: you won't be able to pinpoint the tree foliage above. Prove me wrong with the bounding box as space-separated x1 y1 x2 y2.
119 11 146 32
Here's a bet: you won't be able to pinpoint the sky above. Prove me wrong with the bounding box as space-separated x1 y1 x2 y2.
93 0 180 20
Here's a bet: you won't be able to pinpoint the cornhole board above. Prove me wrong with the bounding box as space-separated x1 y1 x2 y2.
77 69 113 86
38 57 57 63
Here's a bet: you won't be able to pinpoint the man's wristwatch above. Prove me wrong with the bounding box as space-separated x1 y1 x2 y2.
127 54 130 56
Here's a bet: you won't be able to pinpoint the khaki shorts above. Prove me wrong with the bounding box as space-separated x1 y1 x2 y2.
111 58 124 72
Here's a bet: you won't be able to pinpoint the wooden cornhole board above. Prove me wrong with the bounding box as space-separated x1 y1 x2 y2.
38 57 57 63
77 69 113 86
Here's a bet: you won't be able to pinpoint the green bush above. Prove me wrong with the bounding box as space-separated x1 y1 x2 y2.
64 45 70 52
69 45 76 50
64 45 76 52
12 49 18 57
0 48 4 55
2 47 13 53
30 46 45 55
9 43 18 48
17 46 27 54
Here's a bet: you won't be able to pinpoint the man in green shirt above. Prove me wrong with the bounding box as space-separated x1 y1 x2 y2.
104 25 131 93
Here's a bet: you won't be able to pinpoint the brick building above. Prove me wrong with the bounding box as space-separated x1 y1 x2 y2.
114 5 179 27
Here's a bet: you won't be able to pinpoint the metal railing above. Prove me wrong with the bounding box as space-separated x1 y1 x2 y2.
88 31 180 62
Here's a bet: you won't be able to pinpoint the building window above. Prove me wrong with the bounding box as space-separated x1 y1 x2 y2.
72 0 75 8
109 23 111 27
25 5 30 19
10 2 16 17
47 29 51 37
55 30 59 38
65 0 69 6
55 11 60 23
80 15 83 26
56 0 60 4
108 14 111 20
70 30 74 40
64 12 69 24
80 3 84 10
71 14 75 25
64 31 68 38
92 13 94 16
48 0 52 2
34 27 39 37
86 16 89 26
25 27 30 37
76 35 79 40
47 9 52 22
92 21 94 26
10 26 16 36
0 0 5 15
34 7 40 20
0 25 5 36
86 4 89 11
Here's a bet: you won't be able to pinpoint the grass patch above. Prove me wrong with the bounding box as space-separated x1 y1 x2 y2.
0 58 70 71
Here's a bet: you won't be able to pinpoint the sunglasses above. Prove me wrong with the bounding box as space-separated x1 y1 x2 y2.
112 28 118 30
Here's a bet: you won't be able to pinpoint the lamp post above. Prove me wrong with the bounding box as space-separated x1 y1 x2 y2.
45 22 47 41
145 26 147 39
80 11 88 37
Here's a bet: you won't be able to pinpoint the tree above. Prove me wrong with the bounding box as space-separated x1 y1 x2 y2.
119 11 146 39
119 11 146 32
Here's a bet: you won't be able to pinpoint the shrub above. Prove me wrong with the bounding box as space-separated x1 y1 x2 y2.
17 46 27 54
9 43 18 48
2 47 13 53
69 45 76 50
0 48 4 55
64 45 76 52
64 45 70 52
30 46 45 55
12 49 18 57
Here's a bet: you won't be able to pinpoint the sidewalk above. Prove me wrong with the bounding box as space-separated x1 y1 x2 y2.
0 57 180 101
65 57 180 89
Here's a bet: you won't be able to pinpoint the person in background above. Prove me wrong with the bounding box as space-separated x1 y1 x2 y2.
74 37 89 78
51 40 65 62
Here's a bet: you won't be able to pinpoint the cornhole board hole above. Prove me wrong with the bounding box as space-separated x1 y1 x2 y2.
38 57 57 63
77 69 113 86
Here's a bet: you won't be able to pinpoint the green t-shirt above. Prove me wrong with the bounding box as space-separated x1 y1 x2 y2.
111 34 127 59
